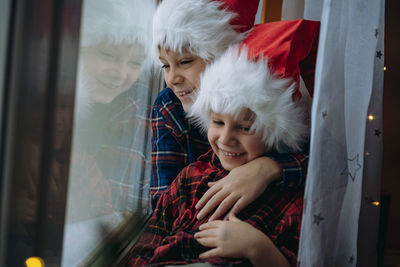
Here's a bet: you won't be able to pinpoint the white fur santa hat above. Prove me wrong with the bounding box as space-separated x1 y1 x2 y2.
189 20 320 152
80 0 155 49
152 0 260 62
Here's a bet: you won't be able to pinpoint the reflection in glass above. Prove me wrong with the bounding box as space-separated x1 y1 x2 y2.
62 0 158 265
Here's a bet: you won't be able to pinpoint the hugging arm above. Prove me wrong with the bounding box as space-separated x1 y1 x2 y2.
196 151 309 220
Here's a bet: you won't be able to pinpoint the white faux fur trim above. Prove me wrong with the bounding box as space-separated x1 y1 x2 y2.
188 45 309 152
80 0 155 49
152 0 245 62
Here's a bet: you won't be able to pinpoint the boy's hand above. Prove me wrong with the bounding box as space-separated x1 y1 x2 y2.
194 214 260 259
195 214 290 267
195 157 281 221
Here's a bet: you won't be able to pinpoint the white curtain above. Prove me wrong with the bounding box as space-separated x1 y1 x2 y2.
296 0 385 266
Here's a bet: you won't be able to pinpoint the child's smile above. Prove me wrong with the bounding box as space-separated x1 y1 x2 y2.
208 110 268 171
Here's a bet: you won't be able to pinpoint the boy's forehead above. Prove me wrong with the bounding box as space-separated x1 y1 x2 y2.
158 46 196 57
211 109 255 122
240 109 256 121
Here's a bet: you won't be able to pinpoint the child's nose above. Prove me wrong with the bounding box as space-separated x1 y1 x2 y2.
219 127 236 146
110 62 130 81
166 67 184 86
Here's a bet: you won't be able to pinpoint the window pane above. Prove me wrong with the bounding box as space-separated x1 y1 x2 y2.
0 0 11 130
62 0 160 265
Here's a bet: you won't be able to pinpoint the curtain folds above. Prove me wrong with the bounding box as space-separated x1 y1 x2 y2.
298 0 385 266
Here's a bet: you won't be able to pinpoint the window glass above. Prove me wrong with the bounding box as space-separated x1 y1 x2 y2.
0 0 11 130
62 0 161 265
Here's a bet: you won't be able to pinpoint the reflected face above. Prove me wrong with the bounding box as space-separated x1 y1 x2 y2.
208 110 268 171
81 43 144 103
159 48 207 111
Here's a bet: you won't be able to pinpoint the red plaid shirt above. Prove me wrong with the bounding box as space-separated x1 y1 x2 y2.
126 150 303 266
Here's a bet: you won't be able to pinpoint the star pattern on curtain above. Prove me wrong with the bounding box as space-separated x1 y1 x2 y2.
374 28 379 38
349 255 355 263
313 213 325 226
340 154 362 181
374 128 381 136
322 111 328 119
376 50 383 59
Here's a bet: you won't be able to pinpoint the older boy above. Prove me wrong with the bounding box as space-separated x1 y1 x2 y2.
150 0 313 222
126 20 320 267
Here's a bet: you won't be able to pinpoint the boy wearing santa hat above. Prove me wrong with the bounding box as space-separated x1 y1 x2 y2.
150 0 312 222
127 19 319 267
71 0 156 212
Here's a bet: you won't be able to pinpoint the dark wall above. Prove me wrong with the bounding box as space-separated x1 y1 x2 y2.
382 0 400 251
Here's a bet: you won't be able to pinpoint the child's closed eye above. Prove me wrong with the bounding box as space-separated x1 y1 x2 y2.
180 60 193 65
100 51 117 61
239 126 251 132
212 120 224 126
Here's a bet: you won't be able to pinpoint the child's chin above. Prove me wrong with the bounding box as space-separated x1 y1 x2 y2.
220 161 241 171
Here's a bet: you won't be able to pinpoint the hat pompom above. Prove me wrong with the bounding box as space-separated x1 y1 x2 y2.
189 45 309 152
152 0 259 62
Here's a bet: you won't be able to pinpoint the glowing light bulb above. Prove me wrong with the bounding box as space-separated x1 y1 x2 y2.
383 66 387 71
372 201 380 207
365 152 370 156
25 257 44 267
368 115 374 121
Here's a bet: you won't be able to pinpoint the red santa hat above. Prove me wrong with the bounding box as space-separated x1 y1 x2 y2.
189 19 320 152
152 0 259 61
80 0 155 49
242 19 320 99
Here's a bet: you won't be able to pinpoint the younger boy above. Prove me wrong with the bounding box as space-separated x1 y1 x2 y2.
125 20 319 266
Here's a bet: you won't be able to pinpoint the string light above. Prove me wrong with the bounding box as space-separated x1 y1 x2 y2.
25 257 44 267
383 66 387 71
368 115 374 121
365 152 370 156
372 201 380 207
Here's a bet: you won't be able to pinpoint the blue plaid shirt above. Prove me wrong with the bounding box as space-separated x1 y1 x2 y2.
75 82 153 213
150 88 309 208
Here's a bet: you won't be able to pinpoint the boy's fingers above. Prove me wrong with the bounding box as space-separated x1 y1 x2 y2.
209 194 238 221
207 181 217 187
199 220 222 230
227 212 241 222
194 228 217 239
228 197 247 217
196 184 221 209
197 190 228 220
199 248 220 259
196 237 216 248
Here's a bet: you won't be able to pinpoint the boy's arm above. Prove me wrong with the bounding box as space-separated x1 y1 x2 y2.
196 193 303 267
196 150 308 221
150 105 187 208
247 228 290 267
195 214 290 267
268 150 309 188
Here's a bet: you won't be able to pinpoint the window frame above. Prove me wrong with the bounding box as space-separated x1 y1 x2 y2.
0 0 82 265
